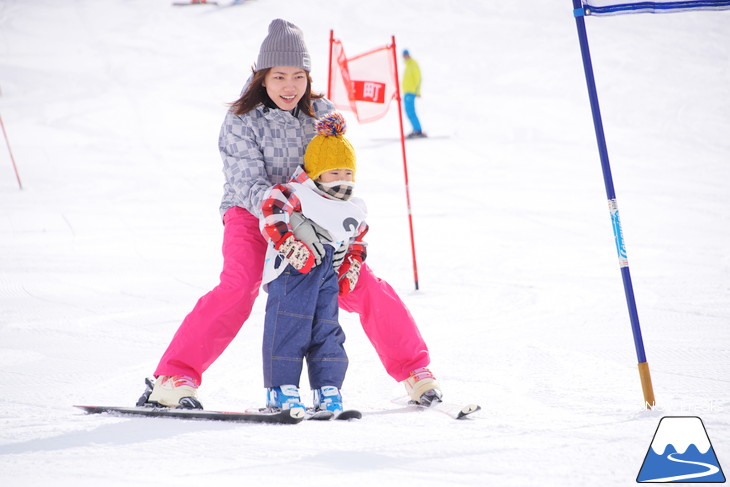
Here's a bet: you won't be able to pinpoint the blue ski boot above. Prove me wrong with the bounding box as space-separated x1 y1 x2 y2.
266 385 305 412
313 386 343 413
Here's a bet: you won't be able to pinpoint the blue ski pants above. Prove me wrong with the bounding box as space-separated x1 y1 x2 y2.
262 246 348 389
404 93 421 133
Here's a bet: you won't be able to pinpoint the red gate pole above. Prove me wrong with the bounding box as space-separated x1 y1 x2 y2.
390 35 419 290
327 30 334 99
0 112 22 190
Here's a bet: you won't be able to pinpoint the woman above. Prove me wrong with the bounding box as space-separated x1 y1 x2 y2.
146 19 441 409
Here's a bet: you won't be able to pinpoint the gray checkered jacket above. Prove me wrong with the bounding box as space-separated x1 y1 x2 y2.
218 97 336 219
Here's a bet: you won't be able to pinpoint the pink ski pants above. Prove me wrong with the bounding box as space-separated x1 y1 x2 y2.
154 206 430 384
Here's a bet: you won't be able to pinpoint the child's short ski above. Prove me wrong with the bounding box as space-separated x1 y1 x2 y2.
335 409 362 420
306 409 335 421
74 405 304 424
247 406 332 421
305 408 361 420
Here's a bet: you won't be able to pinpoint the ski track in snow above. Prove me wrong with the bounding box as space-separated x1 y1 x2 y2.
1 1 729 486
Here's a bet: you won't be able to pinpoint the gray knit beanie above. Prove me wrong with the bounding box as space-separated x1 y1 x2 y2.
256 19 311 72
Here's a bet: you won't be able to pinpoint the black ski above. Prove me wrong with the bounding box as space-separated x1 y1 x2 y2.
306 409 334 421
74 404 304 425
335 409 362 420
306 408 362 420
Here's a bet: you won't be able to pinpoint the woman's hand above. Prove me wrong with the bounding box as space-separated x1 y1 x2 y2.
337 256 362 296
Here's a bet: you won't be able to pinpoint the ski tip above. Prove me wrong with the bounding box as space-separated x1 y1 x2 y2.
456 404 481 419
335 410 362 421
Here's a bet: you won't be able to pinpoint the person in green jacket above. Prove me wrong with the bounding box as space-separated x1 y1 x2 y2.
402 49 426 138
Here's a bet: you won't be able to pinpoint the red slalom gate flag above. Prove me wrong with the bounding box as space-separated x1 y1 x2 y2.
328 36 398 123
327 32 421 290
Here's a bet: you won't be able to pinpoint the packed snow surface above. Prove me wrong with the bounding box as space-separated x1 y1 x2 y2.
1 1 728 486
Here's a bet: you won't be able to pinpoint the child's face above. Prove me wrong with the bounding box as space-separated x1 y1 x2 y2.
318 169 353 183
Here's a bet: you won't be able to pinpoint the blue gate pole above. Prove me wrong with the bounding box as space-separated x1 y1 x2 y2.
572 0 655 409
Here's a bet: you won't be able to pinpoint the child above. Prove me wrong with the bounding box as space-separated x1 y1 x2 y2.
259 112 367 413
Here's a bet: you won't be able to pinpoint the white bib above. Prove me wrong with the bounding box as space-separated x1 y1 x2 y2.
289 182 367 246
261 183 367 287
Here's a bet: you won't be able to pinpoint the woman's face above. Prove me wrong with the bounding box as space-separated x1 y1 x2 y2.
263 66 308 110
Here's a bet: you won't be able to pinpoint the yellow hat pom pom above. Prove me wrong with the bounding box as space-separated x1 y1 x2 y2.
304 112 356 181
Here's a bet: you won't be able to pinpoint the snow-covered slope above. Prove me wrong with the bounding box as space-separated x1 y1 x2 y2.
1 1 728 486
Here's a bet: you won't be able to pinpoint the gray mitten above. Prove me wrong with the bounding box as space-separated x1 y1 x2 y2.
290 212 331 266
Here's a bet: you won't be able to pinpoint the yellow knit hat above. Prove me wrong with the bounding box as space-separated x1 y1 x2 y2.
304 112 356 181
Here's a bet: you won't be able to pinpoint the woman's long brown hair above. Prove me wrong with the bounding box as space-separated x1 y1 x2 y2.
229 67 324 118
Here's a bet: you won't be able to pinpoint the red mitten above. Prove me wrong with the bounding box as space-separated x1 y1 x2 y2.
338 256 362 296
276 234 315 273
